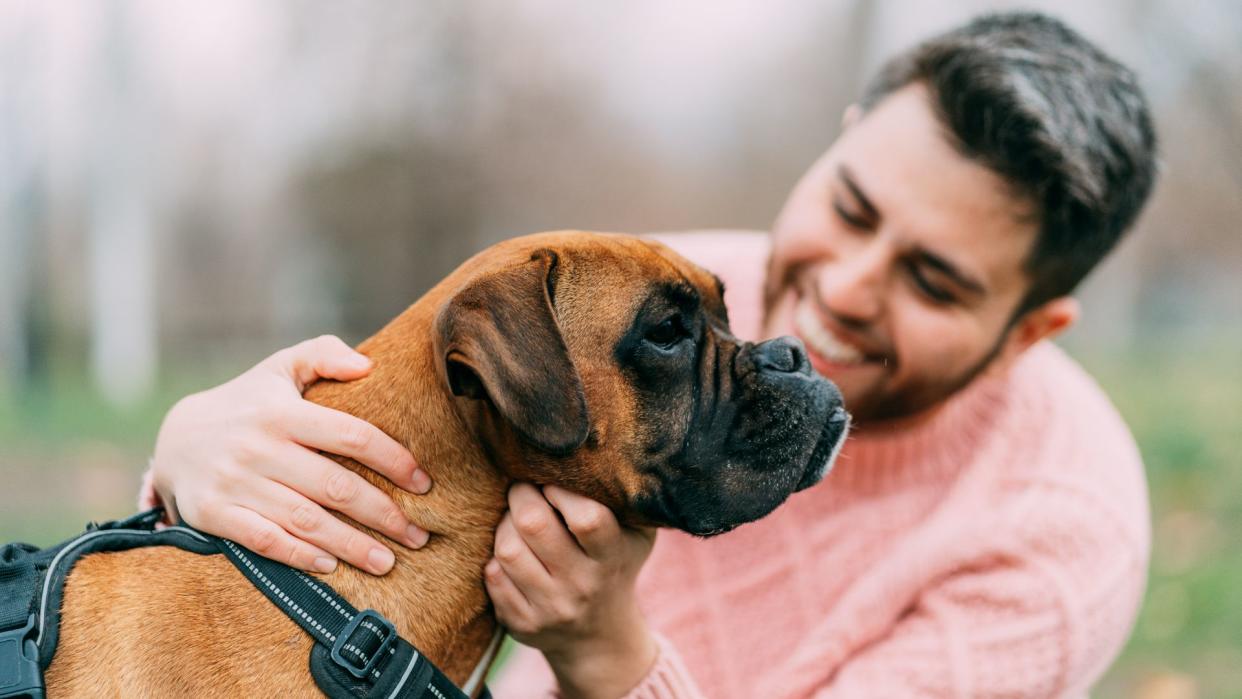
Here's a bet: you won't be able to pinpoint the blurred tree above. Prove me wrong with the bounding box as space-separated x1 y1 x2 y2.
0 5 42 393
88 1 158 406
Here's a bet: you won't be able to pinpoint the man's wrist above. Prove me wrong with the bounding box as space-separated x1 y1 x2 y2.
546 614 658 699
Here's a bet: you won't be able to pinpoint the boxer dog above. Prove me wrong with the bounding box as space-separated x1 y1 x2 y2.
46 231 848 696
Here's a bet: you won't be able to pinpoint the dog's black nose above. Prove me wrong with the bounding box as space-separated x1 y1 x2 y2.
753 336 812 376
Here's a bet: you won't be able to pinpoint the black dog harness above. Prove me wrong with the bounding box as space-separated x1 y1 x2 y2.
0 509 492 699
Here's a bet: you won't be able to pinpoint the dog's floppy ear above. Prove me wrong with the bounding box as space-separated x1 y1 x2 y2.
434 249 589 455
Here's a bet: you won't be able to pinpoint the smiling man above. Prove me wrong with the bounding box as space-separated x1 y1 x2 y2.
765 84 1085 423
139 9 1158 699
490 11 1159 698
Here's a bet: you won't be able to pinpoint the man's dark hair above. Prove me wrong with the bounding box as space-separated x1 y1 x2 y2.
859 11 1158 316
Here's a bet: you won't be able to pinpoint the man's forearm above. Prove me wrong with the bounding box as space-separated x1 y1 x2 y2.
546 616 658 699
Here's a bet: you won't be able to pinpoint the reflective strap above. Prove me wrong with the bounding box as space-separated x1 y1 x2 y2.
211 536 475 699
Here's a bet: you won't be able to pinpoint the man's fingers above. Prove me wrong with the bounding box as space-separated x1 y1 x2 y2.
214 505 338 574
542 485 622 559
285 403 430 494
264 444 428 549
276 335 372 391
493 512 554 590
507 483 582 573
484 558 536 635
240 480 399 575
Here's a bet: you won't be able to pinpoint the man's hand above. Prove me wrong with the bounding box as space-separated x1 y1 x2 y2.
484 483 658 699
148 335 432 575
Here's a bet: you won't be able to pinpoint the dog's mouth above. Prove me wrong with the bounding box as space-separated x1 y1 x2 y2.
636 405 850 537
796 406 851 492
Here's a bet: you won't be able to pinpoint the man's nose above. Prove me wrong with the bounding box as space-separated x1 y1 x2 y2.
815 241 888 323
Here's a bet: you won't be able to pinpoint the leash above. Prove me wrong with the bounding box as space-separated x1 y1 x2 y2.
0 509 492 699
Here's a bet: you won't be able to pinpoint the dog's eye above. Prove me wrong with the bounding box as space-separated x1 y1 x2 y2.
645 317 684 348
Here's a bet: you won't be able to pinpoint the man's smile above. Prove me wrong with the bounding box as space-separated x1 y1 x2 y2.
794 298 863 365
791 295 893 374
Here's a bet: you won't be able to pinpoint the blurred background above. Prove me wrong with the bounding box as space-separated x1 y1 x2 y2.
1 1 1238 696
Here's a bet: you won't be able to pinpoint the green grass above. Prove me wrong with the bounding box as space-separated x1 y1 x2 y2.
0 370 227 543
0 372 216 451
1 345 1237 696
1075 345 1242 698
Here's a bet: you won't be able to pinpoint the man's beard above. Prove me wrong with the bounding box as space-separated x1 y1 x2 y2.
845 331 1007 423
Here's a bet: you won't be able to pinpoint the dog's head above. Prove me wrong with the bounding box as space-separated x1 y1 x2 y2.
434 231 848 536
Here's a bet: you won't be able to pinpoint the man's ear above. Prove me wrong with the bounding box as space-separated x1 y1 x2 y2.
433 249 590 456
993 296 1080 372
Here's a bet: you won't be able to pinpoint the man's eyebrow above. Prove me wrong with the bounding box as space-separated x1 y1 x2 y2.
838 165 879 220
911 247 987 295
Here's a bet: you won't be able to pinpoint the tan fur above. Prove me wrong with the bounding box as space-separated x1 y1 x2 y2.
44 231 718 696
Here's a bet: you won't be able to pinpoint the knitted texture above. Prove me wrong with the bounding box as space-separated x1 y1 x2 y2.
494 231 1150 698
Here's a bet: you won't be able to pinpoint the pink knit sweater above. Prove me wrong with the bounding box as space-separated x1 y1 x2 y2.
493 232 1151 698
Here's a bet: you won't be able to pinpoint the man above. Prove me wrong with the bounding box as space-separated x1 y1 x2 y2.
144 11 1157 698
487 11 1157 697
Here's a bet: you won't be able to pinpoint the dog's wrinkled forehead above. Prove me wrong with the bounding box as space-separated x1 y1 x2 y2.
635 239 729 322
551 237 728 349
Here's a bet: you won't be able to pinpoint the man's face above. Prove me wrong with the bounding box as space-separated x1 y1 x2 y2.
765 84 1040 422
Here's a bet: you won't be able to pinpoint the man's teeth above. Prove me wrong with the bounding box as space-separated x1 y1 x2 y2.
794 301 865 365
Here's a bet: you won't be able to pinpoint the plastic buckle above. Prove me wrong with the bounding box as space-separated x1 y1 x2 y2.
330 610 396 679
0 615 44 699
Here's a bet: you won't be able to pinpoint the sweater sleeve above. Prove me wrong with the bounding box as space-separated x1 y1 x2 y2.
617 634 707 699
137 463 161 511
803 492 1148 699
492 634 708 699
136 464 175 526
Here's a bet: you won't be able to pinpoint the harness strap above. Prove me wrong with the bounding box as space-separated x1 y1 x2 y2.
1 508 489 699
0 615 40 699
1 509 216 699
211 537 486 699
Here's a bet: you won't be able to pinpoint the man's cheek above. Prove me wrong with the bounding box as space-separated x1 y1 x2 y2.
765 295 796 336
907 334 979 387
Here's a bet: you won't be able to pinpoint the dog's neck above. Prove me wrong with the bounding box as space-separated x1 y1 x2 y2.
301 300 512 688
